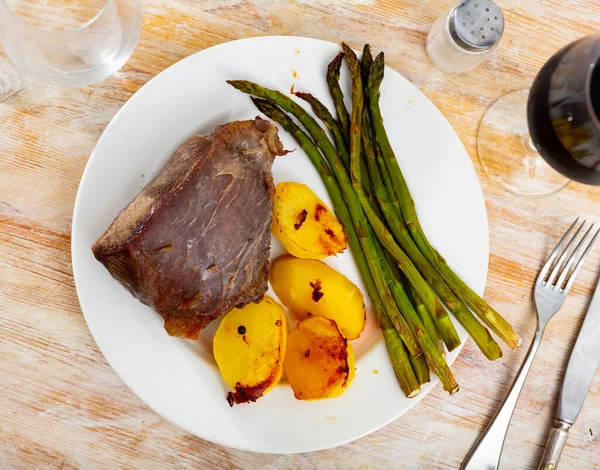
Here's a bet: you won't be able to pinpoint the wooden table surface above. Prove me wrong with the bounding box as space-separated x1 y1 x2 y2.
2 0 600 468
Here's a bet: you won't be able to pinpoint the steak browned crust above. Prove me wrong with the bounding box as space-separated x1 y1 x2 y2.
92 118 285 339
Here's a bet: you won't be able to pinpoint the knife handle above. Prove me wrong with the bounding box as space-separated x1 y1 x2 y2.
538 419 572 470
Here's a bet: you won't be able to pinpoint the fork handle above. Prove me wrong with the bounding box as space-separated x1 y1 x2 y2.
538 419 572 470
461 325 546 470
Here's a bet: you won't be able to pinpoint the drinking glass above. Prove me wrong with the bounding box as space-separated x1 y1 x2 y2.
0 0 142 86
478 34 600 198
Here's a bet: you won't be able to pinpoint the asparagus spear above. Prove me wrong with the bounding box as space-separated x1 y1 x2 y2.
409 347 431 385
361 44 373 86
374 143 402 213
342 42 458 394
408 283 445 356
381 313 421 397
362 46 403 217
382 323 421 397
327 53 351 143
250 97 420 396
366 52 521 350
381 311 421 398
226 80 430 358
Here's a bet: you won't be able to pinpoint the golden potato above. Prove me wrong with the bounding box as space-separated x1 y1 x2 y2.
284 315 355 400
270 255 365 339
272 182 347 259
213 296 287 405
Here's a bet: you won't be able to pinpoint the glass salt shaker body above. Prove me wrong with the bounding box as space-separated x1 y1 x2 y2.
426 0 505 74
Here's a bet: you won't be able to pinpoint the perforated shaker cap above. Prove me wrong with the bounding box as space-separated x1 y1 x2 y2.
449 0 504 51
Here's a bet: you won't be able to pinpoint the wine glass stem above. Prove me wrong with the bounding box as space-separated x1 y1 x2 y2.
523 134 538 154
522 134 539 177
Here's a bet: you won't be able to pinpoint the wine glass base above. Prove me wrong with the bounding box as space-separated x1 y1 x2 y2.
478 89 571 198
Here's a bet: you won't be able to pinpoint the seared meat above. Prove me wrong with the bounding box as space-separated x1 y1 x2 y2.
92 118 285 339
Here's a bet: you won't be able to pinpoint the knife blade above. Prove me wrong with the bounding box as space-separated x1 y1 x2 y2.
538 274 600 470
557 276 600 424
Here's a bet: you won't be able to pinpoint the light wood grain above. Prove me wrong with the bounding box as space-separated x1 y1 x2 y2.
1 0 600 468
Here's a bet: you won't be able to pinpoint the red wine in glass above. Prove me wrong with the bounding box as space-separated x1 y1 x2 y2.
478 34 600 198
528 34 600 185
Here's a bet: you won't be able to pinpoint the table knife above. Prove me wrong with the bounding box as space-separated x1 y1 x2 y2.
539 274 600 469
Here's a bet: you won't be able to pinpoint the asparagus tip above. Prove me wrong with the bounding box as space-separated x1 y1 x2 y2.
250 96 278 118
226 79 248 92
361 44 374 83
293 90 313 100
327 52 344 77
340 41 359 62
362 44 373 65
368 53 385 90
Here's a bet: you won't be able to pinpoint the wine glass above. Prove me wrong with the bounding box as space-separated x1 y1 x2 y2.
478 34 600 198
0 0 142 86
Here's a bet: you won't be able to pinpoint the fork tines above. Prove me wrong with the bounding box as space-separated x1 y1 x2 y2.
538 218 600 293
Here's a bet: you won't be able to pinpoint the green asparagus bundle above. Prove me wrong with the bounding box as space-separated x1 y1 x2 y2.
366 52 521 351
227 41 521 397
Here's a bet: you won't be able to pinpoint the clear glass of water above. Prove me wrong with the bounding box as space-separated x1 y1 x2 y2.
0 0 142 86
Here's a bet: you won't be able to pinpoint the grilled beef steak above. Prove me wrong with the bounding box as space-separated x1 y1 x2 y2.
92 118 285 339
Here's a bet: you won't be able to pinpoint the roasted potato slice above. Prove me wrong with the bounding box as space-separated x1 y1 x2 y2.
270 255 365 339
284 315 355 400
272 182 347 259
213 296 287 405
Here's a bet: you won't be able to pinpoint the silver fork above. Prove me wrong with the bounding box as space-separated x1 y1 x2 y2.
462 218 600 470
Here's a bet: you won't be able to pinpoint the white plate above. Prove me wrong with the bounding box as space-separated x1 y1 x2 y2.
72 36 489 454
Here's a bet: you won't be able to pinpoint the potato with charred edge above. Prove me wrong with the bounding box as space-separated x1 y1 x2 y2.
270 255 365 339
284 315 355 400
272 182 347 259
213 296 287 405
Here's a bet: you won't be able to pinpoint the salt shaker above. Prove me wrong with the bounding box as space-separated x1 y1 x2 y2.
426 0 504 74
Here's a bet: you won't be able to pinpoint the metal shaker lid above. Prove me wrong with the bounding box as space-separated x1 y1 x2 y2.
449 0 504 51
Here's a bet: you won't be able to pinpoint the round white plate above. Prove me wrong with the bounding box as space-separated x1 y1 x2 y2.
72 36 489 454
